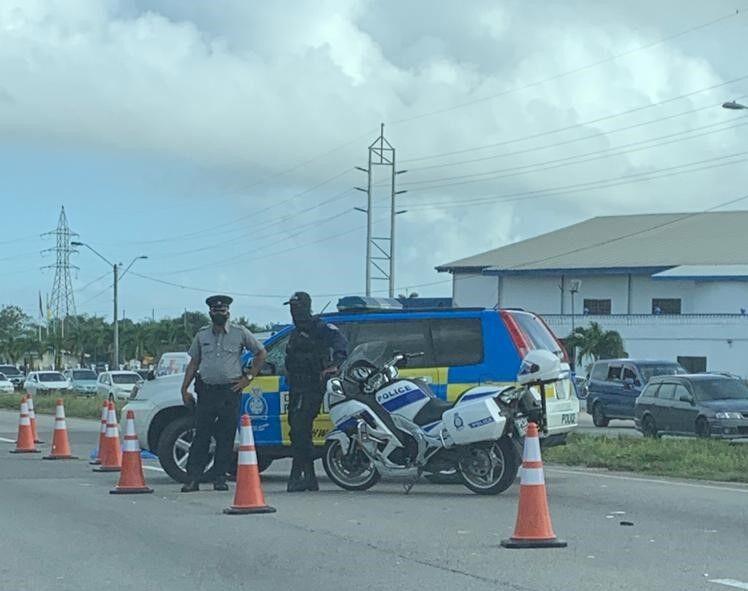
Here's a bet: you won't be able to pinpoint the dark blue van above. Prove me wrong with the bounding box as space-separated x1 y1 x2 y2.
586 359 686 426
240 297 580 470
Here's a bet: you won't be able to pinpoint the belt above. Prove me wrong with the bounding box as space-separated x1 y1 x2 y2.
201 382 238 390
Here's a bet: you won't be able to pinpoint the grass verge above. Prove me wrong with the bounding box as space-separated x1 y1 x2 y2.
544 433 748 484
0 393 125 420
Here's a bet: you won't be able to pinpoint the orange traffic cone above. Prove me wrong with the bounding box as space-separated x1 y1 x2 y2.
111 410 153 494
223 414 276 515
90 400 109 465
27 393 43 444
43 399 78 460
10 396 40 454
501 422 566 548
93 401 121 472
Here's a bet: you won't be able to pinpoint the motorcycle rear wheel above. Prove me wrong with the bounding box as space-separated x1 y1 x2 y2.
458 438 519 495
322 440 380 491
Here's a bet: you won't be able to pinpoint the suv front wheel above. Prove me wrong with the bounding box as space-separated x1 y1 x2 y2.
592 402 610 427
157 415 218 483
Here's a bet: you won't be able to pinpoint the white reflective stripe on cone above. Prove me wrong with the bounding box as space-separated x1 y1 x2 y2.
240 426 252 446
100 422 107 434
106 426 118 437
20 416 30 426
125 420 136 437
55 420 67 430
522 436 542 463
123 438 139 453
20 402 28 414
55 406 65 419
520 467 546 486
107 410 117 424
238 450 257 465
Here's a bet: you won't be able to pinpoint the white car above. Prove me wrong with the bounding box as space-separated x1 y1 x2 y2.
24 371 72 396
0 372 15 394
97 370 143 400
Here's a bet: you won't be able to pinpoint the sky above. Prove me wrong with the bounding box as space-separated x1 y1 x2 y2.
1 0 747 325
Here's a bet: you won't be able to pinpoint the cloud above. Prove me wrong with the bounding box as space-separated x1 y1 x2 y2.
1 0 747 321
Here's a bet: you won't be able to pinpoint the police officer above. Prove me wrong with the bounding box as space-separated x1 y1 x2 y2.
284 292 347 492
180 295 267 493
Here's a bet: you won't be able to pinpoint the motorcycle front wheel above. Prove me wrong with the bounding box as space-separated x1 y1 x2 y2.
322 440 380 491
458 438 519 495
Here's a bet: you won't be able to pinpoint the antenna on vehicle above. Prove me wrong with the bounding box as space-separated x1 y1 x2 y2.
318 300 332 315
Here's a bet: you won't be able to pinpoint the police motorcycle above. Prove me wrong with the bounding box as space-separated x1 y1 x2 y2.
321 341 563 495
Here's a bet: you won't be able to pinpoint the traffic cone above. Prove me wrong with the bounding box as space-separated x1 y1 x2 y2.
111 410 153 494
93 401 121 472
27 394 43 444
90 399 109 465
10 396 40 454
501 422 566 549
43 399 78 460
223 414 276 515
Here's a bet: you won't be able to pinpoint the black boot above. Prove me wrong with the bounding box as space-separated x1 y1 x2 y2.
181 481 199 493
287 459 306 492
213 477 229 491
305 460 319 491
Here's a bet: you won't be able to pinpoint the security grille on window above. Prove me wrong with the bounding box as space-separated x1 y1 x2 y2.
652 298 681 314
583 299 611 315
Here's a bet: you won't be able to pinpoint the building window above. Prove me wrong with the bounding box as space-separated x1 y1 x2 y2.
583 299 611 315
677 356 706 373
652 298 681 315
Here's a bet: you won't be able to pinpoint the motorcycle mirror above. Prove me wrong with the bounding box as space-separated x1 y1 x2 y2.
394 355 408 368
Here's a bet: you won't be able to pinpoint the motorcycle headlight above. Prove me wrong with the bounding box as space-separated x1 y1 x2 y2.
326 378 346 406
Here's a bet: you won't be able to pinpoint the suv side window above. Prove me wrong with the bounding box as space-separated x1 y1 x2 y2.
673 384 691 402
264 334 290 376
591 362 608 381
347 320 433 368
622 366 640 385
657 383 677 400
430 318 483 366
641 383 659 398
606 365 622 381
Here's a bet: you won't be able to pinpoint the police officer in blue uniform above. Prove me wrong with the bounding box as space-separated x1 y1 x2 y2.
180 295 266 493
284 292 347 492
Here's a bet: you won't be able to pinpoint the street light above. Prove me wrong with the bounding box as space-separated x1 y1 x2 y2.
71 241 147 369
569 279 582 332
722 100 748 110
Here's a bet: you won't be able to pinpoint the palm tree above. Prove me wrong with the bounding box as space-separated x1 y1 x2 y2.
565 322 627 370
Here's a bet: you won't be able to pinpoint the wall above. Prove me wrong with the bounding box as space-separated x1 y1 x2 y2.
452 274 498 308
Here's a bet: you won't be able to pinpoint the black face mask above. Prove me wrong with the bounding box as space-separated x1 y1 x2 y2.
290 305 312 328
210 312 229 327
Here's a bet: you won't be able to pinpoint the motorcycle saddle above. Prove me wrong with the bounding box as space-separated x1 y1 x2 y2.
412 398 453 426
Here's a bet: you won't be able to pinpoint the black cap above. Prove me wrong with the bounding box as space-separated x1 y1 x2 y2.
283 291 312 307
206 295 233 309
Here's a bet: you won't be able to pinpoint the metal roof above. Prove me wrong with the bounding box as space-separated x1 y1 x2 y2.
651 265 748 280
436 211 748 273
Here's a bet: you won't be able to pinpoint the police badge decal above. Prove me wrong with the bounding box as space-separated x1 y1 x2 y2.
247 386 269 417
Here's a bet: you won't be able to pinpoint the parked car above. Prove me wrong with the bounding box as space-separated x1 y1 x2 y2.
0 364 25 389
63 368 99 396
24 371 72 396
586 359 686 426
0 372 15 394
635 374 748 438
96 370 143 400
124 298 580 483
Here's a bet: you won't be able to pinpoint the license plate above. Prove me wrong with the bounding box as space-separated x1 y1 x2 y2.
561 412 577 426
515 417 529 436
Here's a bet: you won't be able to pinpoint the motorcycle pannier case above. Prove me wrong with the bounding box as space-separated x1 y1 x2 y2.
442 398 506 445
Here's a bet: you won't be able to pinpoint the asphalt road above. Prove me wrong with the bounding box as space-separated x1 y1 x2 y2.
576 410 642 438
2 410 747 591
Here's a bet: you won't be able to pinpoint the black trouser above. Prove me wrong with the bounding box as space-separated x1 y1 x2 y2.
187 384 240 481
288 386 324 466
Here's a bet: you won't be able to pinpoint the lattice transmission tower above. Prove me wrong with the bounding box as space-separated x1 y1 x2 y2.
42 206 78 333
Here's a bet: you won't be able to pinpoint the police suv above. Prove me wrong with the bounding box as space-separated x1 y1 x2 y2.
124 298 579 483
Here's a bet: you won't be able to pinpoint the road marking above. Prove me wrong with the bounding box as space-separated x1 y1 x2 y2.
0 436 16 443
142 465 165 473
546 467 748 494
710 579 748 590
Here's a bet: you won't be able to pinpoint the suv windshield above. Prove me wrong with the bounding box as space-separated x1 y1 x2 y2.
639 364 687 382
39 372 65 382
112 374 140 384
694 379 748 401
73 370 97 380
0 365 21 376
0 373 7 381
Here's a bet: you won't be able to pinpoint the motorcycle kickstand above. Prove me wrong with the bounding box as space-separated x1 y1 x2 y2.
403 468 423 495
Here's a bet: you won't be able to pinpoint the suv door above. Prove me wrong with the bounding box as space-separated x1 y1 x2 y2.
620 364 643 419
602 364 624 417
670 382 698 434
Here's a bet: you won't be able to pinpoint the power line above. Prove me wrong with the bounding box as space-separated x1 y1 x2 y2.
390 9 741 127
75 271 111 293
400 73 748 164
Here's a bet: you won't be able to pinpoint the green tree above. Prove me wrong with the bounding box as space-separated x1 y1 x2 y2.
565 322 627 370
0 305 38 363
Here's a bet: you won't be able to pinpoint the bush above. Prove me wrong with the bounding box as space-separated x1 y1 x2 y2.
0 393 125 420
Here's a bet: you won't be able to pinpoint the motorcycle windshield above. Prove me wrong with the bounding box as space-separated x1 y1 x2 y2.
340 341 390 376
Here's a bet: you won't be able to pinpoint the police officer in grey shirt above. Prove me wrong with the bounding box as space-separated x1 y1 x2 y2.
180 295 267 492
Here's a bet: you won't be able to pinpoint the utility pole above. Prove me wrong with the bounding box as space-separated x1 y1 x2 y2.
113 263 119 369
355 124 407 297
